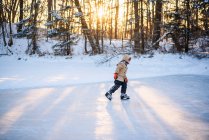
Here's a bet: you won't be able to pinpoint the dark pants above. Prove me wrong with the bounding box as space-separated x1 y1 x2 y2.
108 80 127 94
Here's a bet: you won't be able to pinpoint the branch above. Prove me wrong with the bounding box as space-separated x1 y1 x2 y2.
96 47 132 64
150 30 172 48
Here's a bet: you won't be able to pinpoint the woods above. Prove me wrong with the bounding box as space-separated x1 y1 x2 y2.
0 0 208 55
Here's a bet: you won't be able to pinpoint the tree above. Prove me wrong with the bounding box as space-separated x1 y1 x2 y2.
45 1 77 56
133 0 140 53
109 0 113 45
140 0 144 53
115 0 119 39
17 0 24 32
26 0 41 55
152 0 162 49
48 0 52 24
74 0 98 54
0 0 7 46
95 0 100 53
125 0 130 39
201 0 208 34
185 0 190 53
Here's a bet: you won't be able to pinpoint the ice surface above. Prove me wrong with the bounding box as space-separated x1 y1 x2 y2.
0 75 209 140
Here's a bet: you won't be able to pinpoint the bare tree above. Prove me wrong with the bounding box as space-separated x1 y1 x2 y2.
109 0 113 45
0 0 7 46
74 0 98 54
202 1 208 33
115 0 119 39
125 0 129 38
140 0 144 53
17 0 24 32
48 0 52 23
95 0 100 53
133 0 140 53
27 0 40 55
185 0 190 53
152 0 162 49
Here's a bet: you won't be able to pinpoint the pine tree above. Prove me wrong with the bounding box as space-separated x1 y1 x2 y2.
45 3 74 55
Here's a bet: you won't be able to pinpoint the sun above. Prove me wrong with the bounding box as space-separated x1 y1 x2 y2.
98 7 104 18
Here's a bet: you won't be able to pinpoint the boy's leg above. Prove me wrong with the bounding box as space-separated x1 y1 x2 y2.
121 82 127 93
108 80 121 94
121 82 130 100
105 80 122 100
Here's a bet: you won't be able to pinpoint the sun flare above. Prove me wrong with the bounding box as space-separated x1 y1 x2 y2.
98 7 104 18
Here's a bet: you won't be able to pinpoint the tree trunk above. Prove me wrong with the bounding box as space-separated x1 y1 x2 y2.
84 35 88 54
109 0 113 45
29 0 40 55
95 0 100 53
48 0 52 23
0 0 7 46
195 7 198 29
8 7 13 47
185 0 190 53
101 0 104 53
74 0 98 54
152 0 162 49
53 0 56 10
173 0 182 52
140 0 144 53
134 0 140 53
151 1 154 38
17 0 23 32
203 3 208 33
146 0 150 41
115 0 119 39
11 0 19 23
125 0 129 38
130 2 133 40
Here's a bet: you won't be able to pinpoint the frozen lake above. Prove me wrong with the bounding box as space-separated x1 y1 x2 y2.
0 75 209 140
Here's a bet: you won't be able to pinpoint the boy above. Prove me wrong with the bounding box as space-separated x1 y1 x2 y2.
105 54 131 100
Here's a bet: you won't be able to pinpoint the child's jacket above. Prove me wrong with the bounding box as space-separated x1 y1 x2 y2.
115 55 131 82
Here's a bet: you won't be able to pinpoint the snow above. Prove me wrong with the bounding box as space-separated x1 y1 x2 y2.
0 37 209 139
1 36 209 90
0 52 209 90
51 11 63 20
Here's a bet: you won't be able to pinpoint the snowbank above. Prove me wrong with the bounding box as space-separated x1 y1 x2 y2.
0 53 209 89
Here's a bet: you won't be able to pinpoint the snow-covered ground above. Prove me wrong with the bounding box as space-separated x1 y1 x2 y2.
1 36 209 139
0 53 209 90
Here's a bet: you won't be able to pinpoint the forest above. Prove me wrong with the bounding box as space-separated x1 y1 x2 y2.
1 1 209 140
0 0 208 56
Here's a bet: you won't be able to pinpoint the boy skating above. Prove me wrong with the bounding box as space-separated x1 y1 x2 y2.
105 54 131 100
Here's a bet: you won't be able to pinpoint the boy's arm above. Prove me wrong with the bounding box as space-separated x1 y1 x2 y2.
115 63 123 74
114 64 123 80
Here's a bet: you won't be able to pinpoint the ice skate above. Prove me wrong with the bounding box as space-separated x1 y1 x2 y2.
105 92 112 100
121 93 130 100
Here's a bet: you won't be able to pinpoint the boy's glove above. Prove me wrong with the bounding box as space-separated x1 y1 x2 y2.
124 78 128 83
114 73 118 80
